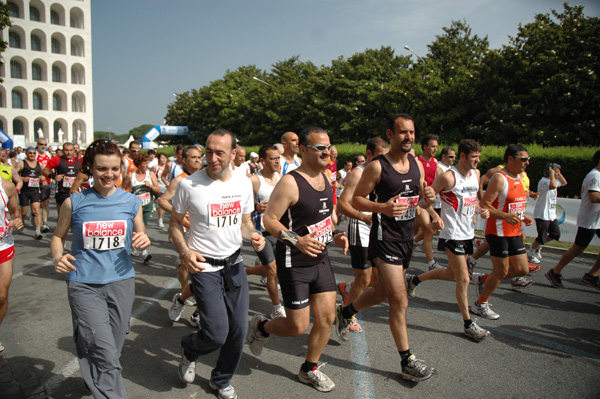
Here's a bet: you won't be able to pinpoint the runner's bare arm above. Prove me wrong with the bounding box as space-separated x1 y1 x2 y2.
131 207 150 250
338 169 371 225
51 198 75 273
157 175 182 213
241 212 265 252
169 209 205 273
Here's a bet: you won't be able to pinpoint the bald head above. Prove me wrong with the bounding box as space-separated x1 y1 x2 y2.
281 131 299 157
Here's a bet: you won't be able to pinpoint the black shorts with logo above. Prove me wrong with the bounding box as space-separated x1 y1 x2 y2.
438 238 474 256
276 257 336 310
574 227 600 248
368 239 412 267
18 187 41 206
486 234 526 258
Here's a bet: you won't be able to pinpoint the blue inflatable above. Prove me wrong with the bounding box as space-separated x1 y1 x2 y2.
0 129 14 150
141 125 190 149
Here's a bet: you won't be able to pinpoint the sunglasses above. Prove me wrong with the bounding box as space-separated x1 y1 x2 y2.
130 149 140 153
447 156 456 159
356 159 366 163
305 144 331 152
515 157 530 162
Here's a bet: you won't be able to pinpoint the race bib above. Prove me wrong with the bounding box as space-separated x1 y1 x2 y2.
508 201 527 219
82 220 127 250
0 226 8 240
307 217 333 244
462 196 477 216
63 176 76 188
209 200 242 228
395 196 419 221
28 178 40 188
137 192 151 206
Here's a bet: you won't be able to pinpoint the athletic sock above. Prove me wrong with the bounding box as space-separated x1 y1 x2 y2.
464 319 473 329
273 303 282 311
399 350 412 367
177 296 185 305
342 303 357 320
427 260 435 267
345 282 352 292
412 275 421 286
301 361 318 373
257 320 270 338
477 296 489 306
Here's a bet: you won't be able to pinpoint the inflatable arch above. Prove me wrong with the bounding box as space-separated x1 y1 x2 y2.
0 129 14 150
141 125 190 149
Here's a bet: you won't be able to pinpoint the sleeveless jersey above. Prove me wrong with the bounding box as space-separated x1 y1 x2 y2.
55 157 81 195
255 171 280 231
485 170 527 237
68 188 142 284
439 167 479 240
0 184 15 250
371 154 420 242
345 165 371 247
276 171 333 267
417 155 437 186
36 151 51 183
20 160 42 191
280 155 301 175
130 170 153 212
0 164 12 182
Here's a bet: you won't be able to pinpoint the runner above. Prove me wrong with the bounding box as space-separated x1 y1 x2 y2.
404 139 491 341
335 113 436 382
472 144 533 320
232 145 250 178
15 147 44 239
50 139 150 398
545 150 600 290
280 131 302 174
529 163 568 263
162 145 185 187
122 152 160 264
152 152 168 228
246 126 348 392
0 149 23 190
41 142 81 218
158 147 203 325
0 178 23 352
438 146 455 173
244 144 286 319
336 137 389 334
35 138 52 232
170 130 264 399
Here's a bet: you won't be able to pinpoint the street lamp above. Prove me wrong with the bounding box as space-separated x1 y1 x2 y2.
404 45 424 63
252 76 272 87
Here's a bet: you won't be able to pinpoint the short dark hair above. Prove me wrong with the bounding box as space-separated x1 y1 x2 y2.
182 146 201 159
366 137 388 155
258 144 279 160
208 129 236 151
543 163 561 178
440 146 455 157
387 113 413 132
298 126 327 146
133 152 150 167
503 144 528 163
81 140 121 175
129 141 141 149
457 139 481 158
421 134 439 151
594 150 600 167
148 149 156 155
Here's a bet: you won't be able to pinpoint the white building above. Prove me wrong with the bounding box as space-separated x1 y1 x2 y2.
0 0 93 148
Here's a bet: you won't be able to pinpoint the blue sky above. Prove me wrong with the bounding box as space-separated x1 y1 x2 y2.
91 0 600 135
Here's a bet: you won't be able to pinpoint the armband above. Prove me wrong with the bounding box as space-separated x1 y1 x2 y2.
333 229 344 236
279 230 299 247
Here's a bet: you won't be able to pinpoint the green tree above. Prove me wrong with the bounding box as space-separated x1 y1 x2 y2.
0 3 11 83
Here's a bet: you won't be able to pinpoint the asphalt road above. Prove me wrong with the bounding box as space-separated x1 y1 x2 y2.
1 206 599 399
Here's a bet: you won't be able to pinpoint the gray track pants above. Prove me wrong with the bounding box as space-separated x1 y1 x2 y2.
182 262 249 388
67 278 135 399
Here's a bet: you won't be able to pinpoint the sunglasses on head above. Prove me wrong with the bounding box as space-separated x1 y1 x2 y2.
305 144 331 152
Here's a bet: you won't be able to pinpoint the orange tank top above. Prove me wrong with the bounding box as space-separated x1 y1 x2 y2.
485 170 527 237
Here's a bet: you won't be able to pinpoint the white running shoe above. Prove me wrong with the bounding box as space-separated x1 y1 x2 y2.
190 312 201 328
464 321 490 341
270 306 286 319
298 363 335 392
209 380 237 399
469 301 499 320
246 314 269 356
178 348 196 384
157 219 164 228
168 293 184 322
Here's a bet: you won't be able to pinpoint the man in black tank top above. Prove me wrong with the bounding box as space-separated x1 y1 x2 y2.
337 114 437 382
246 127 348 393
14 147 44 239
42 142 81 218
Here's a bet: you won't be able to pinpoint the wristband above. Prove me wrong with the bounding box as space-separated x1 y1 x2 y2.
254 230 263 236
333 229 344 236
279 230 299 247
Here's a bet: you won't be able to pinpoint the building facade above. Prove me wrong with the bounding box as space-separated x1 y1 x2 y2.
1 0 93 148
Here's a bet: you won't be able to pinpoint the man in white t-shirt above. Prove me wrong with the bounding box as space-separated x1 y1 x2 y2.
546 150 600 290
232 145 250 178
170 129 265 398
529 163 568 263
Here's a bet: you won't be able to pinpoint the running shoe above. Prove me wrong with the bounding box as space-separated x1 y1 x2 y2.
401 355 434 382
581 273 600 290
298 363 335 392
404 273 417 297
209 380 237 399
473 272 484 297
270 306 286 319
545 269 564 289
185 296 196 306
528 263 541 273
334 304 350 342
168 293 184 322
337 282 350 306
35 228 42 240
190 312 201 328
178 348 196 384
534 248 542 259
41 223 50 233
469 301 499 320
142 250 152 264
511 276 534 291
157 219 164 228
428 261 445 271
349 316 363 333
528 252 541 264
464 321 490 342
246 314 268 356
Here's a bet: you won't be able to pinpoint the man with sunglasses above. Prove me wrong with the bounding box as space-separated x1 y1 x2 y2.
36 139 52 233
246 127 348 392
336 113 437 382
472 144 533 320
122 141 141 178
438 146 456 173
15 148 45 239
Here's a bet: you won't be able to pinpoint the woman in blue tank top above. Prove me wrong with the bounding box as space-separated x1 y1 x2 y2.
50 140 150 398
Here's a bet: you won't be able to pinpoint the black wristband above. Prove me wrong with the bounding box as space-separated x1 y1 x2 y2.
279 230 299 247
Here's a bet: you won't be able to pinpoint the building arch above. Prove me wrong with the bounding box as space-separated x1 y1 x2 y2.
51 60 66 83
71 63 85 84
11 87 28 109
53 118 68 142
8 26 26 49
72 119 86 144
71 91 85 112
30 29 46 52
10 57 26 79
69 7 84 29
70 35 84 57
32 88 48 110
52 89 67 111
13 117 29 137
50 3 65 26
8 1 23 18
33 118 49 142
32 58 47 81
